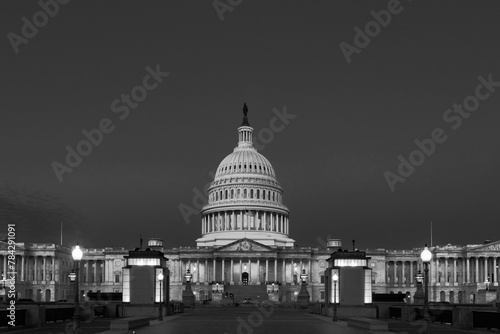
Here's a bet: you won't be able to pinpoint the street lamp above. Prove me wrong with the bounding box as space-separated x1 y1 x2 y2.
420 244 432 334
158 272 164 321
414 270 424 304
216 283 219 292
272 283 275 292
300 269 308 284
485 275 490 291
332 273 339 322
71 244 83 333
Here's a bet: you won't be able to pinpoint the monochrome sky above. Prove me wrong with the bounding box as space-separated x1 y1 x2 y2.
1 0 499 251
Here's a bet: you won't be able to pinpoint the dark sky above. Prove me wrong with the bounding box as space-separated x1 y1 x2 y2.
1 0 499 251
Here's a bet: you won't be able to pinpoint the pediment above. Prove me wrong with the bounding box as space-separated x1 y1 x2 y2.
469 240 500 252
215 238 274 253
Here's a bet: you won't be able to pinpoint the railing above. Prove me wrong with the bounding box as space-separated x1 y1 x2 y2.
45 307 75 323
473 311 500 330
0 309 26 327
414 308 453 324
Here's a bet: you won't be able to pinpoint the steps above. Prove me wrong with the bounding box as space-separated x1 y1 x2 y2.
224 284 268 302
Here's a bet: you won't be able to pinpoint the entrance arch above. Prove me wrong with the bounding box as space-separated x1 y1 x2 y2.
242 272 249 285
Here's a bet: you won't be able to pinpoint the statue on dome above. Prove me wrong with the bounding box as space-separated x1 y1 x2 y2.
241 103 250 126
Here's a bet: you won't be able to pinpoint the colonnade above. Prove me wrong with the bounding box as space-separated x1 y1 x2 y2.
385 256 500 286
170 257 311 285
202 210 289 234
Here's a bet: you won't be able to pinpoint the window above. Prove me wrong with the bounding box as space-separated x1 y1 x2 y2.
320 275 325 284
320 290 325 300
115 274 120 283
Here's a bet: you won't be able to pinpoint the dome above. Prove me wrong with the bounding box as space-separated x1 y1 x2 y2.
196 104 295 248
215 148 276 179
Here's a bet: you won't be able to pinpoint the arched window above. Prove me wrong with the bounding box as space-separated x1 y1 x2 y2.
231 189 234 198
237 189 241 198
250 189 253 198
257 190 260 199
244 189 247 198
225 190 228 199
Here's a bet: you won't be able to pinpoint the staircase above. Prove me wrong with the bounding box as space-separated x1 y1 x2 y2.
224 284 268 302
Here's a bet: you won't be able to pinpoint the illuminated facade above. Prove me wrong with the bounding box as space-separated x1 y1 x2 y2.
1 107 499 303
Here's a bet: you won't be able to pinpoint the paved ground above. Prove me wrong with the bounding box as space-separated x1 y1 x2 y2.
1 319 111 334
132 307 368 334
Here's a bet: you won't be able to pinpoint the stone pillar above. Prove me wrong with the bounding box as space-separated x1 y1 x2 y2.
51 256 55 281
257 258 260 283
444 258 448 284
393 262 397 284
205 259 208 282
275 258 278 282
213 258 216 282
281 259 286 284
34 256 38 281
247 258 251 283
453 258 457 284
466 258 470 283
266 259 269 283
230 258 234 283
21 255 25 281
485 257 488 284
475 258 479 283
222 258 225 282
239 258 242 284
495 258 499 284
410 261 413 285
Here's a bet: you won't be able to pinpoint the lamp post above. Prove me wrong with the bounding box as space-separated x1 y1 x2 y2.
420 244 432 334
71 244 83 333
216 283 219 292
182 269 195 308
158 272 164 321
485 275 490 291
414 270 424 304
332 273 338 322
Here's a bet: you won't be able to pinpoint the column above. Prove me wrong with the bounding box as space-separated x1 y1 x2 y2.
393 262 397 284
410 261 413 285
21 256 25 281
257 258 260 282
485 257 488 283
34 256 38 281
197 260 200 282
444 258 448 283
275 258 278 282
230 259 234 283
205 259 208 282
475 257 479 283
248 259 251 283
213 258 216 281
239 259 242 284
265 259 269 283
466 258 470 283
42 256 46 281
282 259 286 283
222 258 225 282
263 212 267 231
453 258 457 284
495 258 499 284
51 257 55 281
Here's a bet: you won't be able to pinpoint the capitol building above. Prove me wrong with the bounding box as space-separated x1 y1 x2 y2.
1 106 499 305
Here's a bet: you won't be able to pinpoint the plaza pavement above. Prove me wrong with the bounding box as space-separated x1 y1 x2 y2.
95 307 500 334
119 307 371 334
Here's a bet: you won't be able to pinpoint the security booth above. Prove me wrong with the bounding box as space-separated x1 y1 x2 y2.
325 249 372 306
122 247 169 307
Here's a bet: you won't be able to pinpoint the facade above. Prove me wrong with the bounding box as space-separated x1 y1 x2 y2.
1 107 499 304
